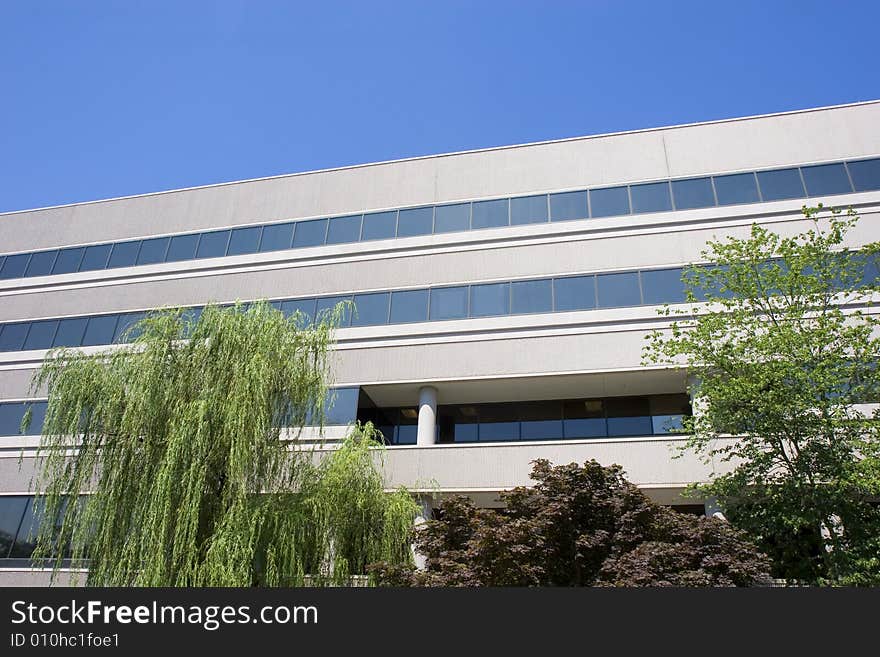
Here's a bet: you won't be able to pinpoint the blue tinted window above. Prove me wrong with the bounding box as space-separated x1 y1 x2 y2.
22 402 48 436
136 237 169 265
589 186 630 218
471 199 509 229
429 286 469 320
564 418 607 438
714 172 759 205
396 207 433 237
292 219 327 248
361 212 397 241
672 178 715 210
630 181 672 213
470 282 509 317
196 231 230 259
652 414 684 434
52 248 85 274
511 279 552 314
848 159 880 192
479 422 519 442
550 191 588 222
510 195 548 225
0 495 28 555
107 241 141 268
757 168 805 201
0 404 24 436
351 292 390 327
324 387 360 426
53 318 88 347
316 296 352 326
395 425 418 445
607 415 652 437
281 299 316 328
801 163 852 196
82 316 119 346
165 234 199 262
389 289 429 323
1 254 30 279
227 226 262 256
114 312 146 342
434 203 471 233
23 321 58 350
521 420 564 440
0 323 29 351
326 215 362 245
24 251 57 277
597 272 641 308
453 423 479 442
641 268 685 304
553 276 595 311
259 223 295 252
79 244 112 271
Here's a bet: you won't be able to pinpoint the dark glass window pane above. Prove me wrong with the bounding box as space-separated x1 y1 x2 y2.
453 423 479 442
521 419 563 440
434 203 470 233
511 279 552 314
351 292 390 327
429 286 468 320
597 272 641 308
361 211 397 241
53 318 88 347
136 237 169 265
713 172 759 205
165 234 200 262
25 251 57 277
471 199 509 229
326 215 362 245
801 163 852 196
0 323 30 351
316 296 352 326
79 244 112 271
23 320 58 350
195 231 230 259
652 414 684 434
757 168 805 201
389 289 429 324
227 226 262 256
479 421 519 442
23 402 47 436
324 387 359 426
510 195 548 225
606 396 650 416
292 219 327 248
641 268 685 304
589 186 630 218
470 282 509 317
281 298 316 328
554 276 595 311
9 497 39 558
0 495 28 557
564 417 607 438
631 181 672 213
259 223 295 252
1 254 30 279
397 207 433 237
0 403 24 436
82 315 119 346
607 415 653 437
396 425 418 445
848 159 880 192
52 248 85 274
550 191 588 222
107 241 141 268
114 312 146 342
672 178 715 210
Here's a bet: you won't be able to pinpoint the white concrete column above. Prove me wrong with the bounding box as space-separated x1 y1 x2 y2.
416 386 438 446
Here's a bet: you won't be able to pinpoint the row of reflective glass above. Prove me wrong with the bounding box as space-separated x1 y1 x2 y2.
0 388 360 437
3 252 879 353
2 158 879 282
359 394 690 444
0 495 66 559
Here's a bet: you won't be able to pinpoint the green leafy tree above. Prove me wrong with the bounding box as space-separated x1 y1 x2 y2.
24 302 418 586
643 206 880 584
370 459 771 587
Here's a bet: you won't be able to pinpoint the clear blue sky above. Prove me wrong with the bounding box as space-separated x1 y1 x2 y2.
1 1 878 213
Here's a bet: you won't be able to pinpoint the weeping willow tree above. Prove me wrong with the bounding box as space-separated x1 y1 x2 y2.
23 301 418 586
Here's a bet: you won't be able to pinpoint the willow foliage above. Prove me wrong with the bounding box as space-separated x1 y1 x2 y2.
25 301 418 586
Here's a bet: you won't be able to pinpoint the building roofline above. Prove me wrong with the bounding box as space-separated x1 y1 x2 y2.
4 98 879 218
